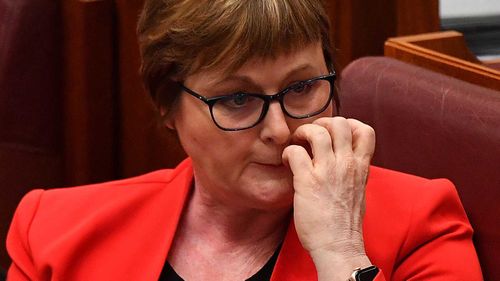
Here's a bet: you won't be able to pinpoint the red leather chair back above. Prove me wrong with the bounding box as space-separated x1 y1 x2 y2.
340 56 500 281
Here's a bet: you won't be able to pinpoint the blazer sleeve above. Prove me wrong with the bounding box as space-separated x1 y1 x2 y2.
391 179 483 280
6 189 45 281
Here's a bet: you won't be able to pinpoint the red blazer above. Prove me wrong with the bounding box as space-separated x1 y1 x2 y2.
6 158 482 280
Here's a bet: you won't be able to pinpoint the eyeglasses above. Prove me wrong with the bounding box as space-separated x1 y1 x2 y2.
179 73 339 131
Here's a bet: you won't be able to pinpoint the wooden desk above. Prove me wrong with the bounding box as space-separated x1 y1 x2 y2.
385 31 500 91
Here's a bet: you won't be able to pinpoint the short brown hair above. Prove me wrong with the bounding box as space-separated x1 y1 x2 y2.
137 0 334 117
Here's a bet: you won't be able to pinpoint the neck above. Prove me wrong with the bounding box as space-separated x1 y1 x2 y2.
167 175 292 280
178 178 291 253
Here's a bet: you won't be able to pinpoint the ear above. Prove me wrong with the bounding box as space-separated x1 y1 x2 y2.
160 107 176 130
165 118 176 130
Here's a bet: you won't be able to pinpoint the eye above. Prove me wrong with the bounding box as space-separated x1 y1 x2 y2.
232 94 248 106
290 80 315 94
218 92 253 108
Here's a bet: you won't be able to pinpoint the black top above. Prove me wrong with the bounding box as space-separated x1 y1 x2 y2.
0 266 5 281
158 245 281 281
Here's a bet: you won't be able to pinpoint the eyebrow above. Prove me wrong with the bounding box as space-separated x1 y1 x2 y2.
211 63 318 89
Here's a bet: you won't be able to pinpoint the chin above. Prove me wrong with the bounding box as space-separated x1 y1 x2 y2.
235 164 295 209
246 178 295 210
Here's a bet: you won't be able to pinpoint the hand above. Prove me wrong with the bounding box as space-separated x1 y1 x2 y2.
282 117 375 279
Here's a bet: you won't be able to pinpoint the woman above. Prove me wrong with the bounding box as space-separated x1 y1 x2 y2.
6 0 482 280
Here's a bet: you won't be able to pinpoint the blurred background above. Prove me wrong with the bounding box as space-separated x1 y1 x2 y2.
441 0 500 60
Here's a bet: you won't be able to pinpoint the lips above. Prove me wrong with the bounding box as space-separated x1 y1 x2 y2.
253 158 284 167
258 163 284 167
252 161 289 171
252 150 288 167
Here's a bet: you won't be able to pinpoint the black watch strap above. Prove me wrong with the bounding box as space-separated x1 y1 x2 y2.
348 265 379 281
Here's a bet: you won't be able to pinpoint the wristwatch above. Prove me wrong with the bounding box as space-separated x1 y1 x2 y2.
348 265 379 281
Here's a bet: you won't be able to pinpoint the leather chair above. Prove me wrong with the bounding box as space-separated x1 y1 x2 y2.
340 56 500 281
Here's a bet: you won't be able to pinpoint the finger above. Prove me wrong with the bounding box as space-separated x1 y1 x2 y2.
282 145 313 175
291 124 334 166
313 117 353 157
346 119 376 163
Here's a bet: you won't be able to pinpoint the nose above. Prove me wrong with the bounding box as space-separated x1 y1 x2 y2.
259 102 290 145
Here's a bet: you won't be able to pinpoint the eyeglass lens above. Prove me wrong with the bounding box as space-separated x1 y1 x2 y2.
211 79 333 130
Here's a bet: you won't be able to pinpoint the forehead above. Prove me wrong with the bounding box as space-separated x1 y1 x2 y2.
236 42 325 74
185 42 326 87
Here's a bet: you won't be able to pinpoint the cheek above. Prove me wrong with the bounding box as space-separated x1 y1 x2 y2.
317 102 334 118
287 103 334 131
176 118 255 173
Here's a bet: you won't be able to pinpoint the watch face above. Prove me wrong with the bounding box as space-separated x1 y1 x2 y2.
356 266 379 281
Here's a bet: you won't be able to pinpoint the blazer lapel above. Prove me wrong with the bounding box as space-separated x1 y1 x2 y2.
271 221 317 281
147 160 194 279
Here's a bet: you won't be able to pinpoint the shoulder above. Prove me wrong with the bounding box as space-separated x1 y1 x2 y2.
365 165 469 236
6 158 194 279
368 165 454 190
54 157 191 195
8 158 193 248
366 166 461 209
25 158 192 209
364 166 479 279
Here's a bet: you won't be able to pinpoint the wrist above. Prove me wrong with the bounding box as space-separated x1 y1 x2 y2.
311 250 372 281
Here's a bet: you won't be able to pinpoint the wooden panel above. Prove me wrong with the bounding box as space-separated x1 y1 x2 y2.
325 0 396 70
61 0 117 185
385 31 500 91
325 0 439 70
115 0 186 178
396 0 440 35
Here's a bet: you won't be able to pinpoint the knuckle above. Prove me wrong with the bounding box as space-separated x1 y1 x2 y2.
312 116 330 124
330 116 348 129
332 116 347 122
314 126 330 139
363 125 376 139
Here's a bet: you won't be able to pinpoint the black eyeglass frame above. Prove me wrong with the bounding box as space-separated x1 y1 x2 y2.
179 72 339 131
